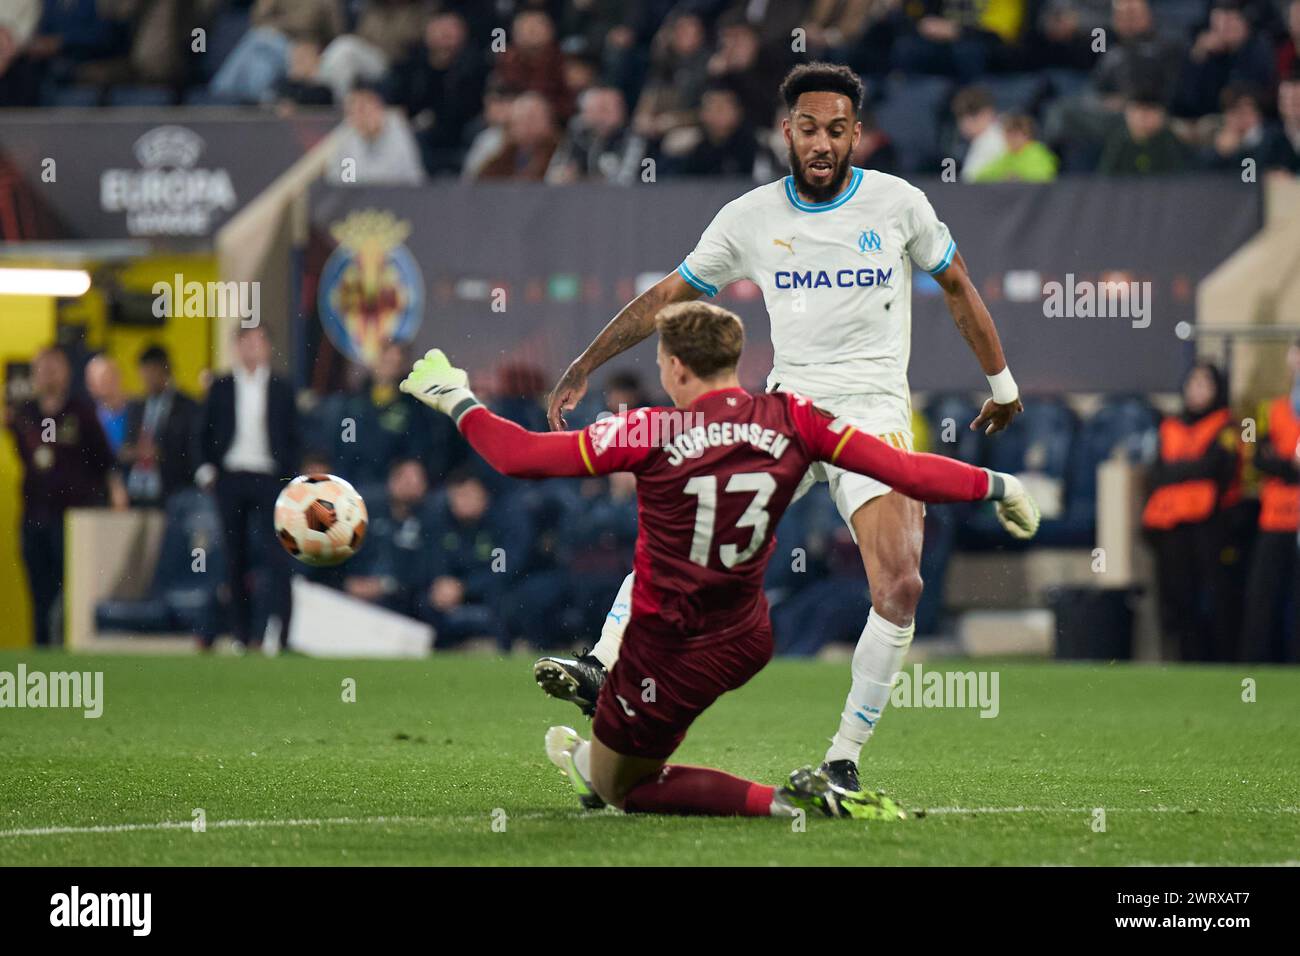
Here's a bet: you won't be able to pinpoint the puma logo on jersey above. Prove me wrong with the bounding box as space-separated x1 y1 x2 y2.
772 237 795 254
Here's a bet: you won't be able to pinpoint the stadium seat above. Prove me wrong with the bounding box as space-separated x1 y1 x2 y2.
1059 395 1161 541
94 490 226 639
874 75 952 173
982 75 1045 116
1042 68 1091 102
961 397 1080 548
197 7 254 82
106 86 174 107
1151 0 1210 38
923 393 987 465
48 85 100 108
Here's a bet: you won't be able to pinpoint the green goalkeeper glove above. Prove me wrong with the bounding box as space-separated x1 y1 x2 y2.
399 348 481 423
986 471 1041 541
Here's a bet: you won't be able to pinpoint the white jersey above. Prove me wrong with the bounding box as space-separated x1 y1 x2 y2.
677 167 955 409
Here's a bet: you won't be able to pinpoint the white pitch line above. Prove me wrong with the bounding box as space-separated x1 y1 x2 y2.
0 816 436 839
1 806 1297 839
0 811 571 840
923 806 1300 815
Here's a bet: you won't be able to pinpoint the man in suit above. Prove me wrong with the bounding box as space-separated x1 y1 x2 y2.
6 345 120 645
121 345 200 505
195 325 300 651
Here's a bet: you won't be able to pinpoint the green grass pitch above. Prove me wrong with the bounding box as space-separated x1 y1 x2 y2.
1 651 1297 866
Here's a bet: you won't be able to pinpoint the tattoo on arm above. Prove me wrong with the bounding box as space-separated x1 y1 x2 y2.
575 274 695 373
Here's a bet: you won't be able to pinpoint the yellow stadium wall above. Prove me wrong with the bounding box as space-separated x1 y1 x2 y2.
0 296 56 648
0 254 215 648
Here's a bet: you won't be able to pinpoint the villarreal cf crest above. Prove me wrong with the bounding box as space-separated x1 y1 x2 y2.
318 209 425 366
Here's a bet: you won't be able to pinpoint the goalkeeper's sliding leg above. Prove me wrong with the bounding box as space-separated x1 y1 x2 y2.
532 572 632 715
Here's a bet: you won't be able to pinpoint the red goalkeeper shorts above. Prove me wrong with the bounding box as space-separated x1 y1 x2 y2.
592 615 774 761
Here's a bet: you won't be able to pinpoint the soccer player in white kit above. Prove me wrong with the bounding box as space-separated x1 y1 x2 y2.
536 63 1024 797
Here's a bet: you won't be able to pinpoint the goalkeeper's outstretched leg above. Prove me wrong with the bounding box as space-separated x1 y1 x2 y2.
532 571 633 714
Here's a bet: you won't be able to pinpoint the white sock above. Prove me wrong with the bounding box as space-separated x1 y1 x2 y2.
824 607 915 765
573 738 591 782
589 572 634 669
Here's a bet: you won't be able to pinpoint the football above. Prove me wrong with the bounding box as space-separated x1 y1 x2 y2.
273 474 368 566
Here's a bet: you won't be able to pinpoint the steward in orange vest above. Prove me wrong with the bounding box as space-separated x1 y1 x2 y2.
1241 343 1300 663
1254 394 1300 533
1143 362 1245 663
1142 409 1241 531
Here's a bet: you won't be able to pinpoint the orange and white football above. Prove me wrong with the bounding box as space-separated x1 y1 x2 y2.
274 474 368 567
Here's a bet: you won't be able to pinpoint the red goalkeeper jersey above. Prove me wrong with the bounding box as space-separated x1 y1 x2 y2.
458 387 988 644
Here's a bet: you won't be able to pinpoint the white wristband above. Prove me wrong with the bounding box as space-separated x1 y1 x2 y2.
987 367 1018 405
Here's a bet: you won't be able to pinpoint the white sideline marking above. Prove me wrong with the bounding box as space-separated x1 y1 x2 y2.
1 806 1296 839
923 806 1300 815
0 812 566 839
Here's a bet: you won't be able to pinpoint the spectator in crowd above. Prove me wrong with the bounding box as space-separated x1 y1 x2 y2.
1142 362 1243 662
1093 0 1184 106
893 0 1018 82
271 41 334 109
603 370 653 414
548 84 647 183
419 470 531 650
1202 85 1270 170
194 325 300 652
210 0 345 104
474 91 562 181
121 345 199 505
332 339 466 487
851 108 900 173
560 47 601 105
386 10 487 176
561 469 639 637
1241 338 1300 662
70 0 222 95
492 9 573 122
953 86 1007 182
343 457 436 617
1098 91 1190 174
1174 0 1275 118
719 0 812 58
1279 0 1300 80
1261 76 1300 172
633 10 712 141
6 345 120 645
317 0 430 106
0 0 42 106
706 19 784 131
460 77 518 180
1023 0 1107 72
669 82 758 178
1043 0 1184 158
85 354 129 454
328 80 425 185
802 0 898 77
974 114 1059 181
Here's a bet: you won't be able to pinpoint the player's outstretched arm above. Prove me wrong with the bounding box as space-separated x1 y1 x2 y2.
400 349 590 479
546 270 701 430
791 396 1039 538
834 429 1039 539
933 250 1024 436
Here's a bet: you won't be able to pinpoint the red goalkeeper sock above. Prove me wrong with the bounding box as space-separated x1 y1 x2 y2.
622 764 776 817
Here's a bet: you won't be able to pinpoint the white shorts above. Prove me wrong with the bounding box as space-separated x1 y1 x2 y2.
783 391 916 538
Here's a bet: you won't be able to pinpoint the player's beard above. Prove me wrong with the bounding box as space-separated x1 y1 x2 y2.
787 146 853 203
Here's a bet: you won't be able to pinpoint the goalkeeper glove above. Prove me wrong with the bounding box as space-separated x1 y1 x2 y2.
985 470 1041 541
399 348 481 423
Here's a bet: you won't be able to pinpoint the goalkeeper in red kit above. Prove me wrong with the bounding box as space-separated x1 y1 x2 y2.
401 303 1039 819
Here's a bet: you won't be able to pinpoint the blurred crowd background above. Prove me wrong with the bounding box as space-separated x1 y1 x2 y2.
1 0 1299 181
11 324 1299 663
2 0 1298 663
